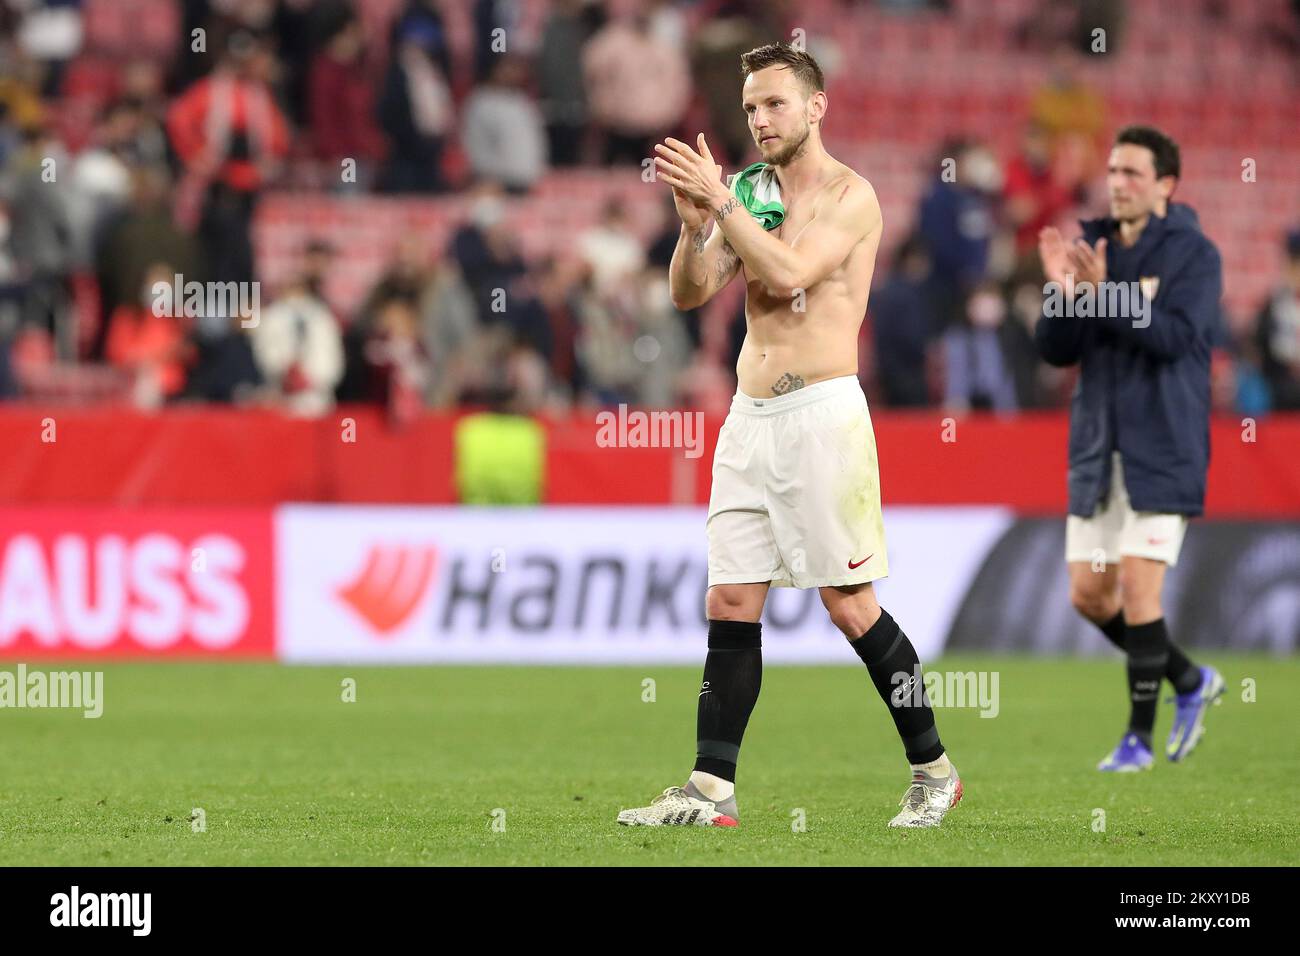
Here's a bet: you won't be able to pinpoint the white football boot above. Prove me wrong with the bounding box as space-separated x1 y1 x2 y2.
887 767 963 829
616 784 738 828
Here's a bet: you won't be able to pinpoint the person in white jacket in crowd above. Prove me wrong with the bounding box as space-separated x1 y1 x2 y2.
252 240 344 417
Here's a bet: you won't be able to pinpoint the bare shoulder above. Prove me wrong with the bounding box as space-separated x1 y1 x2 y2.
818 166 882 232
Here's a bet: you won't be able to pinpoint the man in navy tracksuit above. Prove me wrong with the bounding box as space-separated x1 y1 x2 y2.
1036 126 1226 772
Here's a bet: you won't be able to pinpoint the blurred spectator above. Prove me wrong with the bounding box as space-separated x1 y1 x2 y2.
105 262 192 407
271 0 353 128
462 55 547 194
583 10 691 165
1255 230 1300 410
499 332 554 415
1002 271 1056 409
173 0 217 89
574 259 689 408
362 296 431 424
5 319 56 392
378 8 453 193
450 186 517 296
0 42 45 158
1228 340 1271 417
360 234 436 311
870 236 933 407
0 0 1290 421
1070 0 1127 56
1002 122 1077 262
537 0 597 167
1211 349 1241 414
574 274 636 405
94 165 204 359
942 281 1018 413
252 241 344 416
0 179 19 398
388 0 452 73
0 256 21 369
629 266 692 407
421 262 479 408
457 321 554 415
186 309 263 405
0 122 74 356
689 1 781 167
1029 47 1106 168
917 141 999 330
500 275 555 363
644 0 688 48
473 0 517 83
449 185 538 340
115 62 171 167
0 333 16 398
67 101 137 268
346 234 478 408
12 0 84 96
309 8 386 184
167 29 290 284
535 252 586 391
579 195 645 296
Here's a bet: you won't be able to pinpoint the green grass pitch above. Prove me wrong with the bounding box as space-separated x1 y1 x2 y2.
1 656 1296 866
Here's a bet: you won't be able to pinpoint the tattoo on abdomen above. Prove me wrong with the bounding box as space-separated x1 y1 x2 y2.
771 372 806 395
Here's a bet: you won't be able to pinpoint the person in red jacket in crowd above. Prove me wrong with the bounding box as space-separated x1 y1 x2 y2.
105 263 194 405
1003 121 1081 261
167 29 290 284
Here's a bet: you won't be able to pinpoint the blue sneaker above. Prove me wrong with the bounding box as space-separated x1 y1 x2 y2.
1097 733 1154 772
1166 666 1225 762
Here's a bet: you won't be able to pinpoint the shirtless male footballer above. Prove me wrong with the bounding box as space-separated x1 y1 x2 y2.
616 42 963 830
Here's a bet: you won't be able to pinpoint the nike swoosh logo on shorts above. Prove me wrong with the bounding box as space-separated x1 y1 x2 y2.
847 554 873 569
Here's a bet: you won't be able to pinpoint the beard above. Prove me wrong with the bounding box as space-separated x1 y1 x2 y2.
762 121 810 166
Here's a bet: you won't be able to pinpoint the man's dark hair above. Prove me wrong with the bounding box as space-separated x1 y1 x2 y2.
1286 228 1300 261
1115 125 1181 180
740 42 825 96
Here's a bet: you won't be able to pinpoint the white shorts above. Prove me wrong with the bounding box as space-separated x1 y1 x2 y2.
706 374 889 589
1065 452 1188 567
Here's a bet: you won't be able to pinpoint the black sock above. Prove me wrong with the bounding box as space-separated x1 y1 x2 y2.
1097 611 1128 651
1097 612 1201 695
693 619 763 783
1125 618 1169 747
849 608 945 765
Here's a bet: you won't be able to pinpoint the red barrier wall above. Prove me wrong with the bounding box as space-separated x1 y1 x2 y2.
1 406 1297 516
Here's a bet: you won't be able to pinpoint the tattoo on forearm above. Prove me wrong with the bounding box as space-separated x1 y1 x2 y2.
771 372 806 395
713 240 738 288
691 228 707 255
714 198 740 224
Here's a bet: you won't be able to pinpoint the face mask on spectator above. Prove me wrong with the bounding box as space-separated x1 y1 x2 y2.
968 291 1006 329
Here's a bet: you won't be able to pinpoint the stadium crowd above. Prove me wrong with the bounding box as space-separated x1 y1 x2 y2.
0 0 1297 419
